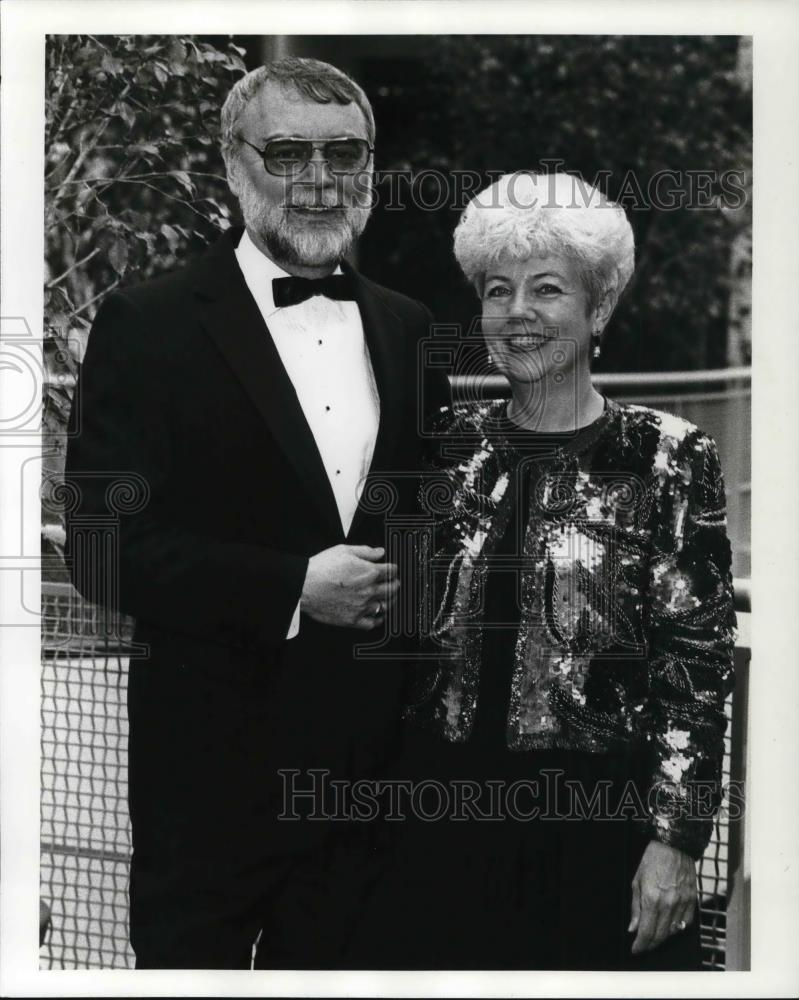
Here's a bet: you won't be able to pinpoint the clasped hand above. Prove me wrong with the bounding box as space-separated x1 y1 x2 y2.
300 544 399 630
629 840 697 954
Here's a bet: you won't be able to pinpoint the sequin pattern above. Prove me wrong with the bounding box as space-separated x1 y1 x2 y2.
406 398 737 859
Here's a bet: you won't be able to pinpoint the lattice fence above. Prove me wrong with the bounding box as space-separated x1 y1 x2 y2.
40 581 747 969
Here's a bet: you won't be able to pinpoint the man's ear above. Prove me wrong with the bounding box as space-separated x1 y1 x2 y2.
224 154 241 200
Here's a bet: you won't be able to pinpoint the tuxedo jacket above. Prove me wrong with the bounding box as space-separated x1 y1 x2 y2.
65 227 446 884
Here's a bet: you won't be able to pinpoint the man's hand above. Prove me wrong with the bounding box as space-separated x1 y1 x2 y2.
629 840 697 954
300 545 399 630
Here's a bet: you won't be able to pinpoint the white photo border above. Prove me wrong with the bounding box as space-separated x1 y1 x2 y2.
2 0 797 996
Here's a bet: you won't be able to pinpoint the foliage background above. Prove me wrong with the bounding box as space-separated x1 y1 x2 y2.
44 34 245 561
43 33 752 562
354 34 752 374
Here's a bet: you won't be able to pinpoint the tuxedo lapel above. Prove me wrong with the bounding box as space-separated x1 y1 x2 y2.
194 230 342 537
345 264 406 476
344 264 409 540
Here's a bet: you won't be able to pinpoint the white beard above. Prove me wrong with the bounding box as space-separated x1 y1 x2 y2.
236 173 372 268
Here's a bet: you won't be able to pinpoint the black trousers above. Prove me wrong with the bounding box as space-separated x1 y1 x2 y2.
127 632 403 971
131 822 384 970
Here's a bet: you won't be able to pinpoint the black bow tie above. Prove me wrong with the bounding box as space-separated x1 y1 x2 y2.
272 273 354 309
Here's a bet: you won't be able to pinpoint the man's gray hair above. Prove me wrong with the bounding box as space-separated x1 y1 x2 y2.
220 56 375 170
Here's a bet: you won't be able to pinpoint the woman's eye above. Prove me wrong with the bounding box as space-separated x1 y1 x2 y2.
536 284 562 296
485 285 510 298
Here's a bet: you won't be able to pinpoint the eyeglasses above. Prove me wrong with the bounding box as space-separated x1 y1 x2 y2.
237 136 374 176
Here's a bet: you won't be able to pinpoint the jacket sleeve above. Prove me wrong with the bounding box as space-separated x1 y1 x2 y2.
64 291 309 652
639 430 738 859
417 302 452 432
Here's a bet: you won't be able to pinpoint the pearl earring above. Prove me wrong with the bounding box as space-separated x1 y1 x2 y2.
591 332 601 359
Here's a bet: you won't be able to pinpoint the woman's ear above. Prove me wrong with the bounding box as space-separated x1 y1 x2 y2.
594 288 617 332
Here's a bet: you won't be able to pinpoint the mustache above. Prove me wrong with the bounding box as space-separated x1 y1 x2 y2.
284 195 348 209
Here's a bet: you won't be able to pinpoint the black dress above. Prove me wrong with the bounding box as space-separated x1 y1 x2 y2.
350 410 703 971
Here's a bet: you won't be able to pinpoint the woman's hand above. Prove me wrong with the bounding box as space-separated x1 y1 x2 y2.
628 841 697 954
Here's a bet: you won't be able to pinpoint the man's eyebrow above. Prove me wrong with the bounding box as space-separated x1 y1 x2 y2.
260 131 364 142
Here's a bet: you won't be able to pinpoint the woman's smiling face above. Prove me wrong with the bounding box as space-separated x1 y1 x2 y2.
481 253 594 385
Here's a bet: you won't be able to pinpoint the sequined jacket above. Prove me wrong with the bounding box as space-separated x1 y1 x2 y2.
405 398 737 859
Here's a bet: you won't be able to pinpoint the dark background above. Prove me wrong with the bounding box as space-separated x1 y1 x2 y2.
46 34 752 378
245 35 752 374
44 34 752 562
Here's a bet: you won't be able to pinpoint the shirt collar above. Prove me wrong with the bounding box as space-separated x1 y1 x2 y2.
235 228 344 318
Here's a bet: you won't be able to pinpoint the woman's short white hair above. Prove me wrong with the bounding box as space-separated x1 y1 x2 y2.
453 171 635 312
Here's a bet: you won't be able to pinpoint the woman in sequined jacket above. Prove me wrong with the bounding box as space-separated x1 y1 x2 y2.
391 172 737 971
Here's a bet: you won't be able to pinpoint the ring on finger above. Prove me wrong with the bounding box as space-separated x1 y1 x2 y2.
373 600 383 617
670 919 687 934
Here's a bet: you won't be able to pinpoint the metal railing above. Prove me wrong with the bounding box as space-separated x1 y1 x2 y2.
40 584 135 969
697 619 750 970
40 582 751 970
42 351 751 968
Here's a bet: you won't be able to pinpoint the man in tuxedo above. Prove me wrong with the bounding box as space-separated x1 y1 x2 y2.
65 57 445 969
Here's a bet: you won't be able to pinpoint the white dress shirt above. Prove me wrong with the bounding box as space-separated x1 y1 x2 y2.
234 230 380 638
